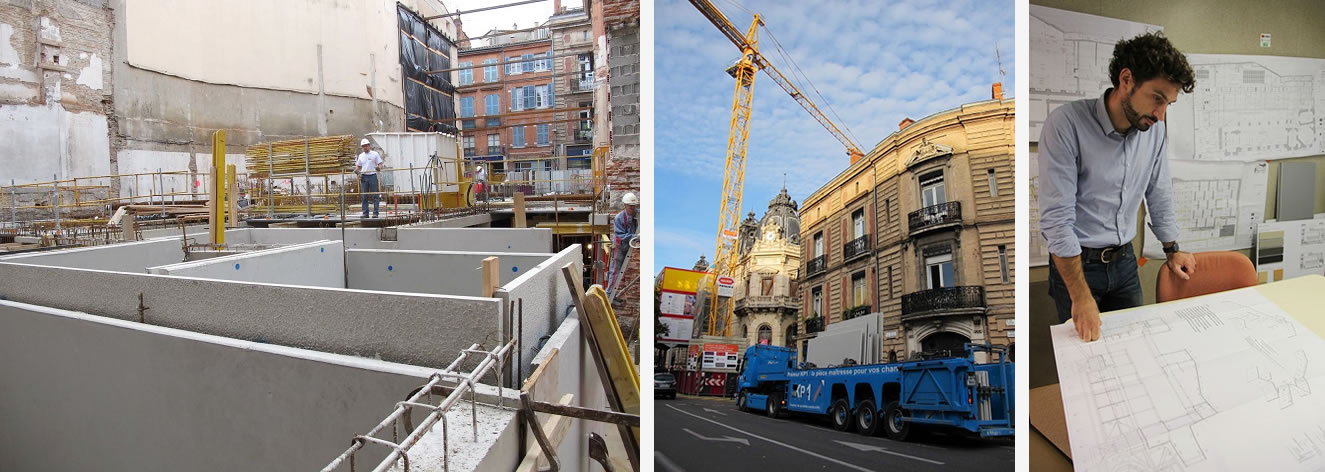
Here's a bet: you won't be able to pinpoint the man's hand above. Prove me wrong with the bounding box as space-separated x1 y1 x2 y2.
1072 297 1101 342
1167 251 1197 280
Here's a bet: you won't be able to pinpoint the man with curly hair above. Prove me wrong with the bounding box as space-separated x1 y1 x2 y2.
1038 32 1199 342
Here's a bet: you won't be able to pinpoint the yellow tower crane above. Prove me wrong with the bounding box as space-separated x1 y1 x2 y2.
690 0 865 336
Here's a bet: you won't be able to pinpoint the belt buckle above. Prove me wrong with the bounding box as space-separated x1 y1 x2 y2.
1099 247 1116 264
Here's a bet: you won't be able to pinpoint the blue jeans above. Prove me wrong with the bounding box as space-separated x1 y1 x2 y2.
1047 245 1143 323
360 174 380 217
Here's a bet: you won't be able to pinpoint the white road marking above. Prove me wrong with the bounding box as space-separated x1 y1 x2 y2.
683 428 750 445
703 407 728 416
665 404 878 472
655 451 686 472
833 440 946 465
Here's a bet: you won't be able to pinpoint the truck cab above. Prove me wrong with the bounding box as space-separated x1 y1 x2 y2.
734 344 796 415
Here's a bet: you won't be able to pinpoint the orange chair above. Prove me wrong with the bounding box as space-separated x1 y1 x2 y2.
1156 251 1258 303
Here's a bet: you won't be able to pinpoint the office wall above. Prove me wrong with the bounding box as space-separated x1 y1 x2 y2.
1029 0 1325 387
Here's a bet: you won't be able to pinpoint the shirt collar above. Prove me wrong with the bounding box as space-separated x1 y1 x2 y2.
1094 88 1122 137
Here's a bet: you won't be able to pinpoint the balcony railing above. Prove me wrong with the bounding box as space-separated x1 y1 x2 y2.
569 78 594 92
483 146 506 156
901 286 986 319
576 129 593 143
805 317 825 334
843 235 870 262
843 305 870 320
908 201 962 235
806 255 827 277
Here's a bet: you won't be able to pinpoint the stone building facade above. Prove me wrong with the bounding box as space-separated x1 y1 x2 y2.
731 187 802 349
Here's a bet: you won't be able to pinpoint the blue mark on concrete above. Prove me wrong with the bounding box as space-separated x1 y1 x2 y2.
507 245 511 249
320 247 325 253
234 263 241 270
388 265 394 272
512 266 519 272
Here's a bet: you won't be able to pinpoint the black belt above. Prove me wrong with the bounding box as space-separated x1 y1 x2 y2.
1081 245 1130 264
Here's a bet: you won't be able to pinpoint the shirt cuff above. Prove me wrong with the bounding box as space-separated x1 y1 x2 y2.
1150 224 1179 247
1044 226 1082 258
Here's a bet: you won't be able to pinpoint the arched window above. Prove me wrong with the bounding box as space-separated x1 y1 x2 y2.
758 324 772 345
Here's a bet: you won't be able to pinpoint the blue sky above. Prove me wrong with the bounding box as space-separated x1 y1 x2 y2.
655 0 1016 270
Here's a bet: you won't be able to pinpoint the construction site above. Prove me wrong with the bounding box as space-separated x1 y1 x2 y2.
0 0 641 471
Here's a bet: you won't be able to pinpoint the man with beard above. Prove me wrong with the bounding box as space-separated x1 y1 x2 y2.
1038 31 1199 342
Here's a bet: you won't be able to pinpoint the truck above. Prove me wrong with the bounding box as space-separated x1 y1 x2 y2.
734 343 1014 441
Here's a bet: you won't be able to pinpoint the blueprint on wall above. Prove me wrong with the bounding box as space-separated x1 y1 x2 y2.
1029 5 1161 142
1143 160 1268 258
1052 288 1325 471
1169 54 1325 162
1029 150 1049 267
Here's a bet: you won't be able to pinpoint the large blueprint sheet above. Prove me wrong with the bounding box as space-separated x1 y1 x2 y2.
1052 288 1325 471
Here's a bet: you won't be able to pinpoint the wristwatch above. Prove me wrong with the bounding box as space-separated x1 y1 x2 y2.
1163 242 1180 255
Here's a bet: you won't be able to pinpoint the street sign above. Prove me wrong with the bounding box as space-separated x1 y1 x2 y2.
716 275 735 298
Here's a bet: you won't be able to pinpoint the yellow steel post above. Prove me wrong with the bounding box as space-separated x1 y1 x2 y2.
210 130 226 245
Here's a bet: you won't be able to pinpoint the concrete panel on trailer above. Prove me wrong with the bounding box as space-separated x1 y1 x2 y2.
496 244 583 383
0 263 501 369
345 249 552 297
147 240 344 288
0 237 184 271
0 300 521 472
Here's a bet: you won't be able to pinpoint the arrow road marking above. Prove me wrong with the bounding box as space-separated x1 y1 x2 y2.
683 428 749 446
703 407 727 416
833 440 945 465
664 404 877 472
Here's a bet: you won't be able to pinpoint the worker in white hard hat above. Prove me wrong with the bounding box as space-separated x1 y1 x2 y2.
607 191 639 296
355 138 384 218
474 164 487 202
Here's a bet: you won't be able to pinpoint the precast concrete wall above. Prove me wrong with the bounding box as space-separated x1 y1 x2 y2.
345 249 552 297
0 300 442 472
497 244 583 383
0 237 184 271
147 240 344 288
527 315 630 472
395 228 553 252
0 263 501 368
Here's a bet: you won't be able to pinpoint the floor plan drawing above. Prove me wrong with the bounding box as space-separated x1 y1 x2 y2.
1169 54 1325 162
1029 150 1049 266
1052 289 1325 471
1144 161 1267 258
1029 5 1161 142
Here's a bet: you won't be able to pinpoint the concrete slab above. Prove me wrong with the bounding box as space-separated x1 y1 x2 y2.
0 262 502 368
148 240 344 288
346 249 553 297
497 244 583 383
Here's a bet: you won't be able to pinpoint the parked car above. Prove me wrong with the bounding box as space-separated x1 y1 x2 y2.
654 372 676 399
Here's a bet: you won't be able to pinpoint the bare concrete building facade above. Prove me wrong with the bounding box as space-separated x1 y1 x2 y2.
797 96 1015 362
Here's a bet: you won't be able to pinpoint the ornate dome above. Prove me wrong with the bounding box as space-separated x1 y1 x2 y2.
761 186 801 245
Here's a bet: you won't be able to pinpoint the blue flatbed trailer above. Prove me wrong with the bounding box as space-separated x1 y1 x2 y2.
734 343 1014 440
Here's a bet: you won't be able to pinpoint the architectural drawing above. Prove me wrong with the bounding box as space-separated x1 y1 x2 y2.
1029 6 1161 142
1144 161 1267 258
1052 289 1325 471
1169 55 1325 162
1256 219 1325 281
1029 150 1049 266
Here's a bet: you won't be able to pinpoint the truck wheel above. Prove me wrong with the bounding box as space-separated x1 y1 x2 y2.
855 399 880 436
883 401 911 441
737 393 747 412
766 393 781 419
831 399 853 432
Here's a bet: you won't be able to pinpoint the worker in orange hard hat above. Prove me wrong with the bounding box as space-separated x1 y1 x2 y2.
355 138 383 218
607 191 639 296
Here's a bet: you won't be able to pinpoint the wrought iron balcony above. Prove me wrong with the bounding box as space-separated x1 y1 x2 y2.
569 78 594 92
843 235 870 262
843 305 871 320
908 201 962 235
805 317 825 334
806 255 827 277
901 286 986 320
576 128 593 143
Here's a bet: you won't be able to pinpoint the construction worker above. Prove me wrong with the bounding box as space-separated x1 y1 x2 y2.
474 164 487 202
607 191 639 296
1039 32 1197 342
355 138 383 218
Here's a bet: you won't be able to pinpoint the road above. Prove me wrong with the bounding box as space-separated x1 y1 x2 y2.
655 395 1014 472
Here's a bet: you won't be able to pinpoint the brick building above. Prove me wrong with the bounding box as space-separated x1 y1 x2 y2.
456 30 557 175
548 5 595 169
796 93 1015 363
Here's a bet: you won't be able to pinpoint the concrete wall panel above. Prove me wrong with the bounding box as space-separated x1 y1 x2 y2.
497 244 583 382
346 249 552 297
396 227 553 252
0 300 440 472
0 237 184 271
148 240 344 288
0 263 500 369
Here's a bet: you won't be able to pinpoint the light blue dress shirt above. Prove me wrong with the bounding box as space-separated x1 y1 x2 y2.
1038 89 1179 258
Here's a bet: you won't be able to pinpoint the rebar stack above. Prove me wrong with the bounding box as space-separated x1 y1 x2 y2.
245 136 359 178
